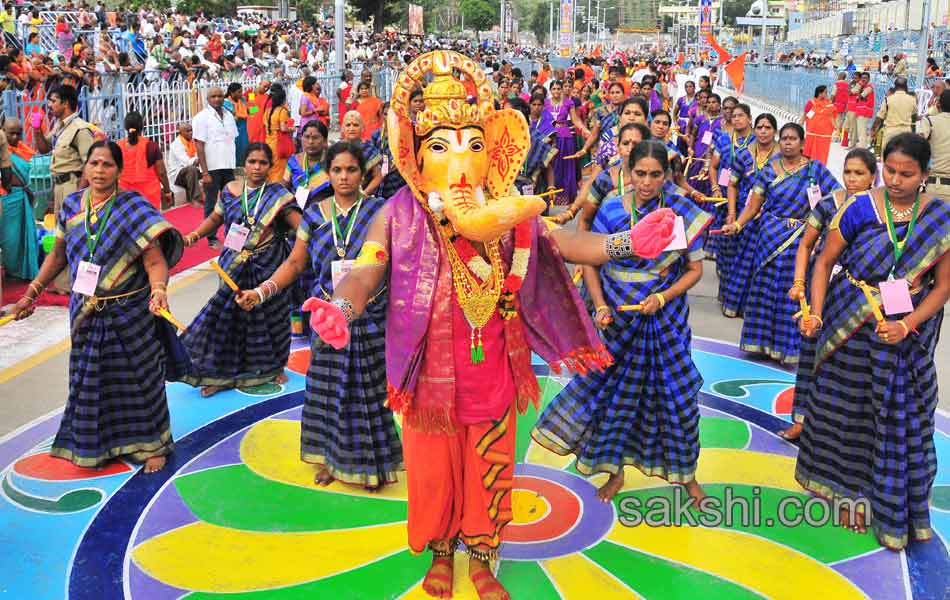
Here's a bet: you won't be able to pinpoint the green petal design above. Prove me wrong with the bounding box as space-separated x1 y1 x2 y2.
183 549 428 599
496 559 562 600
175 464 407 532
699 417 750 449
584 540 765 600
711 379 792 397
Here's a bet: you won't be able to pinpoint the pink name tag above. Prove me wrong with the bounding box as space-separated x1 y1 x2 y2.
72 260 101 296
663 216 688 251
521 183 535 196
224 223 250 252
806 110 815 119
381 155 390 176
879 278 914 315
332 259 354 290
807 184 822 209
295 186 310 208
701 131 713 145
718 168 731 187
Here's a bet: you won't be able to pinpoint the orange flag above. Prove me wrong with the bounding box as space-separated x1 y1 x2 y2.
706 34 732 66
677 52 685 66
724 52 748 94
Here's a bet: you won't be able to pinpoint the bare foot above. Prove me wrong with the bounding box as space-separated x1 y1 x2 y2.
839 505 867 534
469 557 509 600
200 385 228 397
313 466 335 486
597 470 625 502
777 423 803 441
422 553 453 599
144 455 166 474
684 479 707 506
274 372 288 385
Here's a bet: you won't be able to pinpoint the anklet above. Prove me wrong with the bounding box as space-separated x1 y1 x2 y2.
467 546 497 563
429 538 458 558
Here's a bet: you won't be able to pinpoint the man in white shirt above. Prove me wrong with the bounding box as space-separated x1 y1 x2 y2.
166 122 203 207
192 87 237 249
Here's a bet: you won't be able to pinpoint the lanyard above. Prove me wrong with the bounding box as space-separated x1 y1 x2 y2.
299 154 320 187
883 189 920 273
242 180 266 226
84 188 117 261
330 196 364 257
728 132 752 168
630 191 664 227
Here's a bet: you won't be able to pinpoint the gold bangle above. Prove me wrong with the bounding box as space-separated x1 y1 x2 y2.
897 320 910 336
793 278 805 285
595 305 610 313
28 281 44 294
654 292 666 308
810 315 824 329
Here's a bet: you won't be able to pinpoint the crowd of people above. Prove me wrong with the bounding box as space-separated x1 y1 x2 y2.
1 17 949 599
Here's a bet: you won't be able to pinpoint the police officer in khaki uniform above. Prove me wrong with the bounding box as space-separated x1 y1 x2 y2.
31 84 95 293
870 77 917 151
917 89 950 200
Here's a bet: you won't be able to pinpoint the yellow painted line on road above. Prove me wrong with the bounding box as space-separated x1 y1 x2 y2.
0 267 211 385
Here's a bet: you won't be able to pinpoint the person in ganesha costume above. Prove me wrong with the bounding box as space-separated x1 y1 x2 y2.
304 51 676 600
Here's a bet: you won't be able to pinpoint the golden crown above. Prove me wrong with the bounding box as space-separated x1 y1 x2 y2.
390 51 495 137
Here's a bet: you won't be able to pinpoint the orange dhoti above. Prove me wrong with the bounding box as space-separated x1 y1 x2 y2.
403 405 516 554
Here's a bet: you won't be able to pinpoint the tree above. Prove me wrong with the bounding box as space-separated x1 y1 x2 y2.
460 0 498 41
529 1 549 45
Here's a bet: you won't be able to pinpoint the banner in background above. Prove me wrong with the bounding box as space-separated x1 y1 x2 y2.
408 3 424 36
559 0 574 57
700 0 713 36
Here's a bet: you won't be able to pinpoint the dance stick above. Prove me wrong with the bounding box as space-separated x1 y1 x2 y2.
210 260 240 292
859 281 886 323
697 196 728 204
0 314 16 327
537 188 564 198
798 295 810 322
572 267 583 284
708 228 724 235
157 307 188 332
617 304 643 312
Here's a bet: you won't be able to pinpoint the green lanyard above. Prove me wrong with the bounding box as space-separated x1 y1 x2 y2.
242 180 266 226
617 168 625 199
728 132 752 167
883 189 920 275
630 191 664 227
84 189 117 262
330 195 364 258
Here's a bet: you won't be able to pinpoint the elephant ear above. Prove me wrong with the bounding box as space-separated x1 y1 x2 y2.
387 109 424 200
483 108 531 200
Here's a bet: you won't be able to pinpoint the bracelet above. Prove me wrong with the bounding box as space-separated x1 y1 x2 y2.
331 298 355 323
150 288 167 298
793 278 806 286
28 281 44 295
654 292 666 308
254 287 265 304
809 314 824 329
19 295 35 306
262 279 278 299
897 319 915 336
605 231 632 260
595 305 610 313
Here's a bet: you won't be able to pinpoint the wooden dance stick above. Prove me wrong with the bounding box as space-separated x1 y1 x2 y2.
698 196 728 204
708 229 724 235
537 188 564 198
210 260 240 292
617 304 643 312
0 314 16 327
859 281 886 323
158 307 188 332
572 267 583 285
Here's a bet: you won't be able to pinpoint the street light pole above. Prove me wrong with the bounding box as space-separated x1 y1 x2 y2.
334 0 344 73
917 0 933 87
550 0 554 48
587 0 593 48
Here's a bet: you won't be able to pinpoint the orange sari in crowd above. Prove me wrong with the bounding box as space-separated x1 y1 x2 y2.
354 96 383 140
804 97 836 165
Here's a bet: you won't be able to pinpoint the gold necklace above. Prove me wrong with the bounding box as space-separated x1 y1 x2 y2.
440 230 504 364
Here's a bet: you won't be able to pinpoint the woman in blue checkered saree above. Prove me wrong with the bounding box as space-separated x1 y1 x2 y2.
722 123 841 366
178 144 302 396
532 141 713 503
795 133 950 549
718 111 780 318
9 141 185 474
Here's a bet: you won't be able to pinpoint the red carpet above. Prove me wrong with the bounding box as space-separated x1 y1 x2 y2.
2 205 221 307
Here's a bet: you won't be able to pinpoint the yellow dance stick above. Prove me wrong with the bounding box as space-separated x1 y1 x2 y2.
859 281 885 323
697 196 729 204
617 304 643 312
572 267 583 284
537 188 564 198
210 260 240 292
798 295 810 322
157 307 188 332
0 314 16 327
